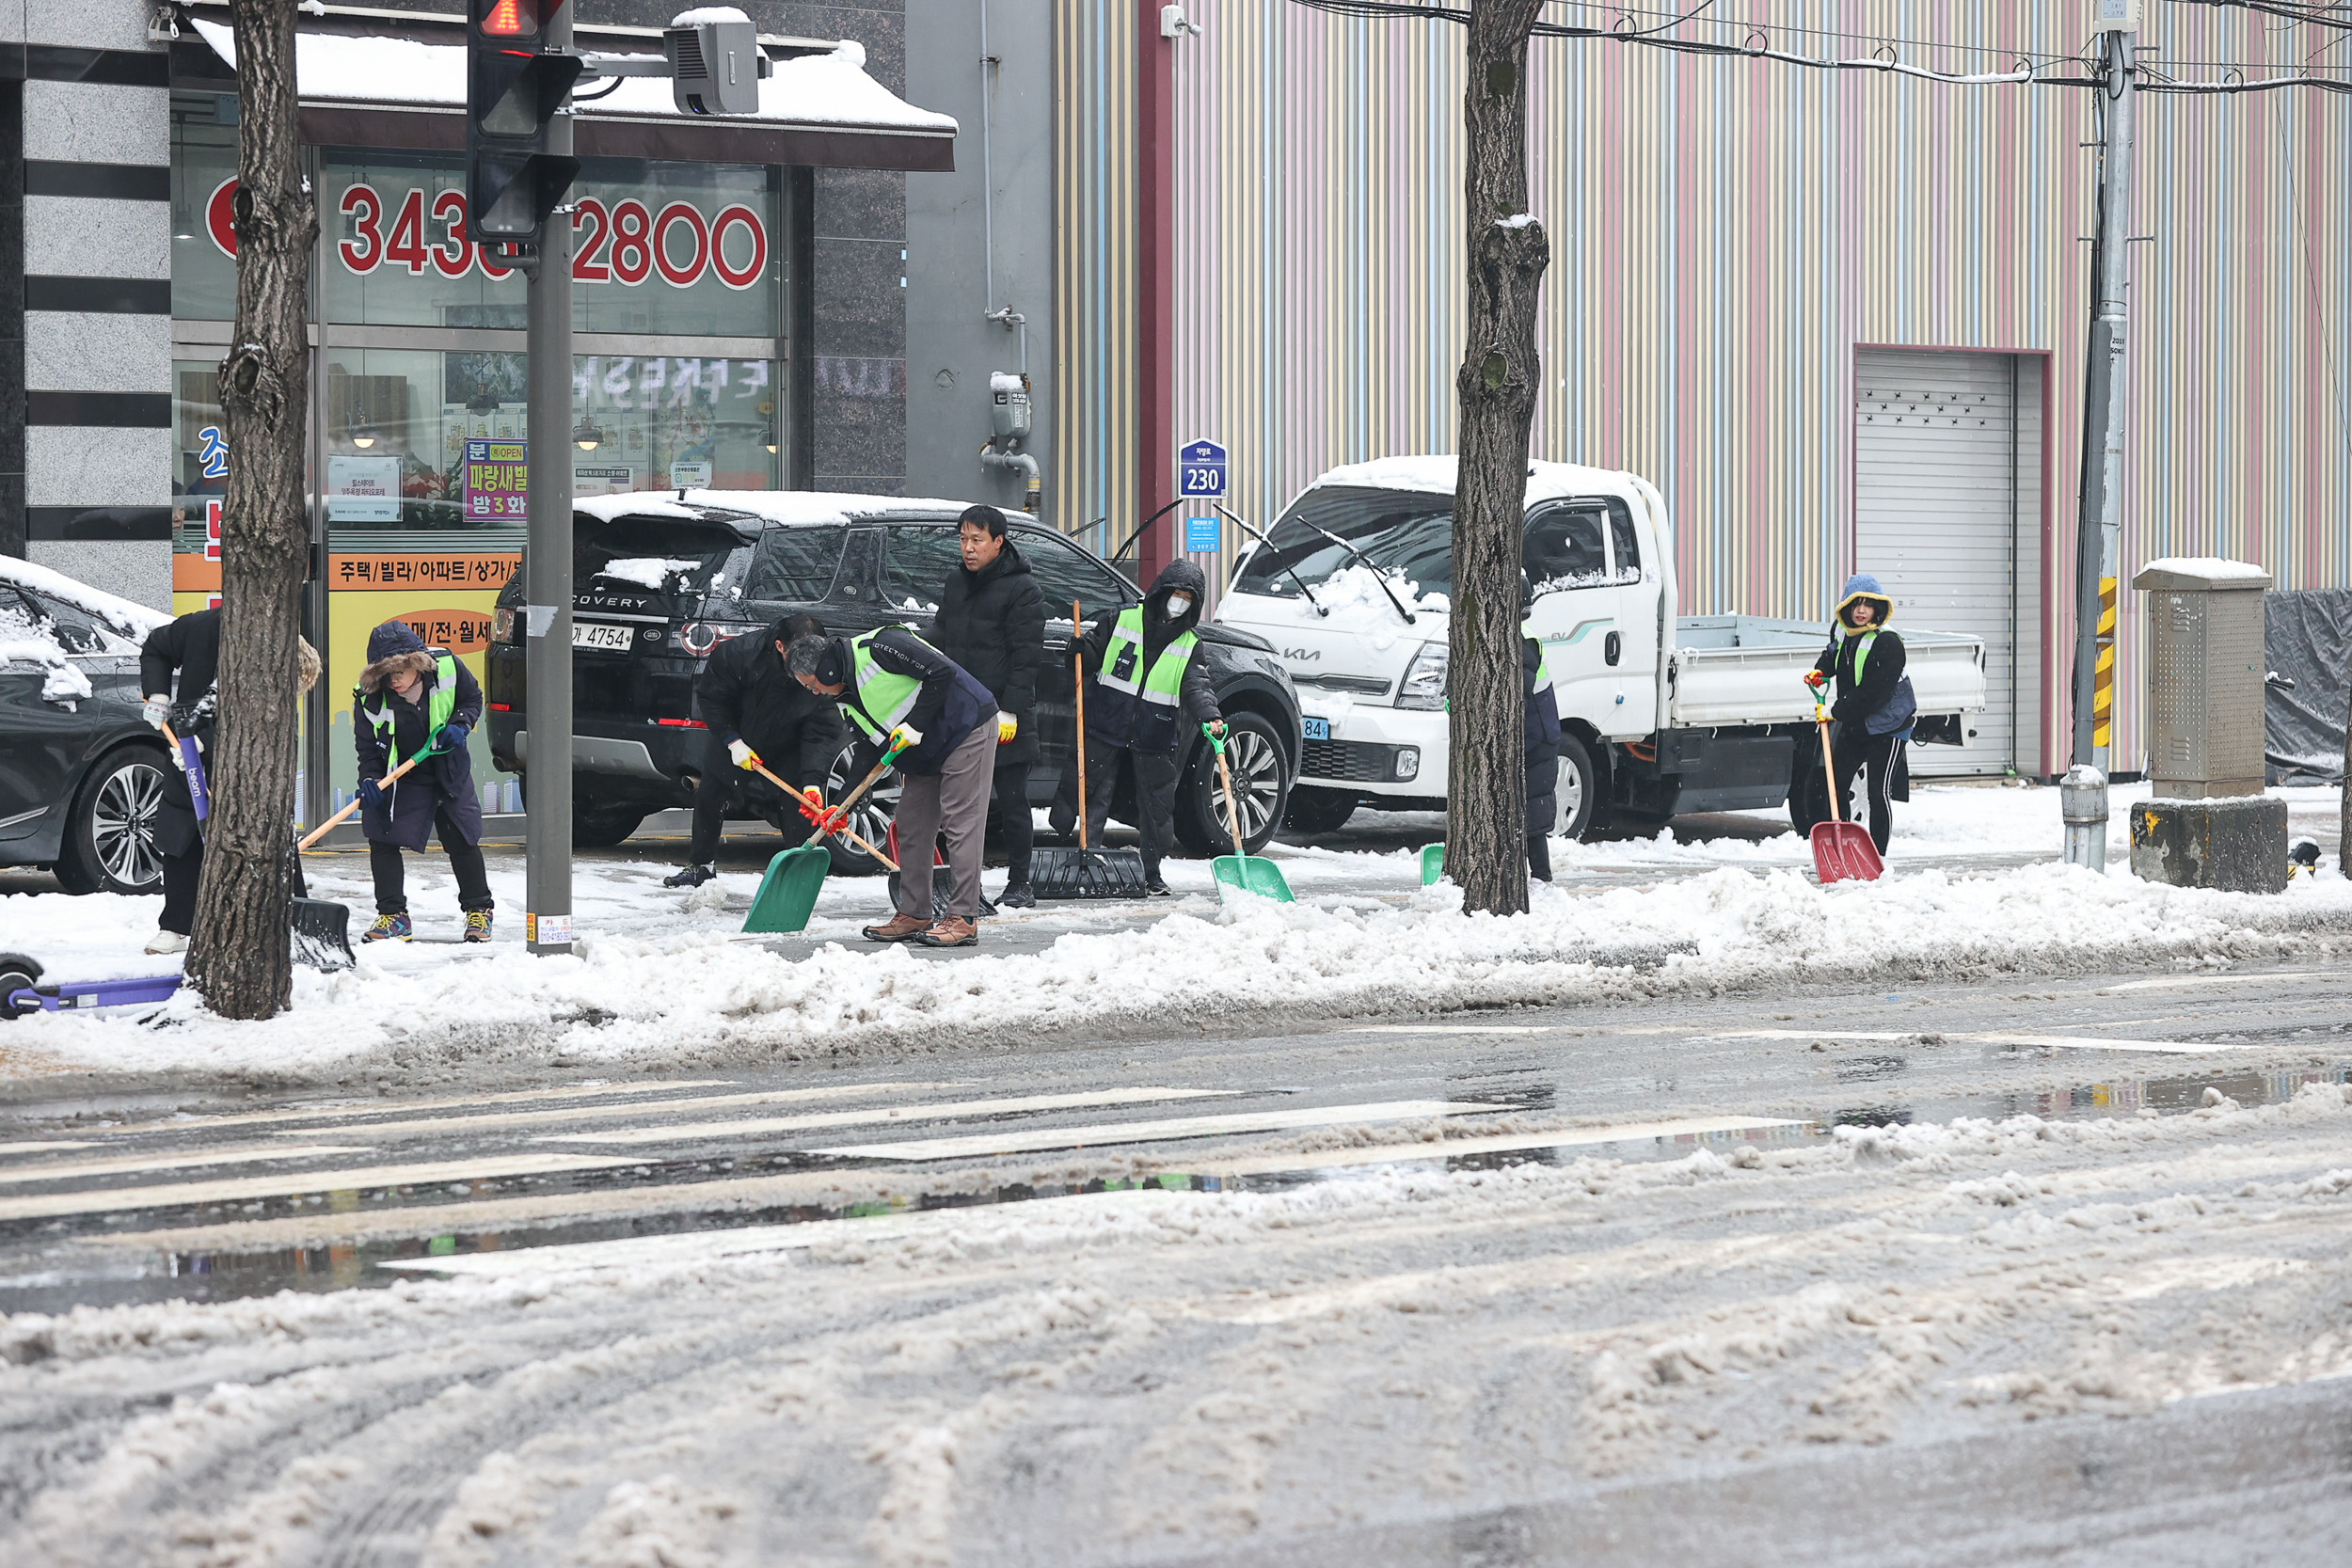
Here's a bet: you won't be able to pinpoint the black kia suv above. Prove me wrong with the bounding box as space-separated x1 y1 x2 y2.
485 493 1301 866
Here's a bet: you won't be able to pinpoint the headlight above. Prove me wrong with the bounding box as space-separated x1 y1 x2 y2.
491 606 516 644
1395 641 1449 709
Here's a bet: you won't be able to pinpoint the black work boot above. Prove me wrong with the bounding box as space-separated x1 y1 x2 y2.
998 849 1036 908
664 863 717 888
1143 857 1172 897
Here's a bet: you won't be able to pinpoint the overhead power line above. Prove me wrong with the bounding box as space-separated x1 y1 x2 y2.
1285 0 2352 95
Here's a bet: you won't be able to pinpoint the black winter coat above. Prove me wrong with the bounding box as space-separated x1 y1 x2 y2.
138 609 222 860
693 622 846 788
1813 626 1907 726
930 539 1044 767
354 626 485 850
1525 637 1563 833
1079 559 1221 753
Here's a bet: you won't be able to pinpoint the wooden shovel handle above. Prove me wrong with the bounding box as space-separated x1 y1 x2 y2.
297 751 430 851
1072 598 1090 850
1817 716 1843 825
745 758 898 871
1213 738 1247 855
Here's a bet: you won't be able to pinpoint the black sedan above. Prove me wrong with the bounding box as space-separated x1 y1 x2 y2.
0 567 171 895
485 494 1303 864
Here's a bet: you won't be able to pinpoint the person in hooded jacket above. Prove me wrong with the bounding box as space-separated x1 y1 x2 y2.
137 609 320 953
1066 559 1225 895
1524 626 1564 882
789 623 997 947
662 611 842 888
1808 573 1914 854
353 621 492 942
930 505 1045 907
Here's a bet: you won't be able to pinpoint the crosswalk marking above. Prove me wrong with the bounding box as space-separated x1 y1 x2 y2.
80 1079 736 1137
1349 1025 1556 1036
1184 1116 1807 1178
275 1081 961 1140
2101 972 2315 993
0 1140 97 1157
0 1144 368 1186
379 1190 1181 1278
817 1099 1492 1163
532 1086 1237 1148
1715 1028 2263 1055
0 1152 640 1224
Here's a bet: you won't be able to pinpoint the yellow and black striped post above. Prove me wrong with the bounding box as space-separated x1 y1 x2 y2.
2092 575 2117 766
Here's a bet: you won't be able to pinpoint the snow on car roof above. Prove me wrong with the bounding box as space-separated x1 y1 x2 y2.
0 555 170 640
573 491 1039 530
1303 454 1640 507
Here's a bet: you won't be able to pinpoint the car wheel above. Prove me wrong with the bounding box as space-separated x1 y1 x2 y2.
572 804 645 847
1282 784 1358 835
57 747 169 895
1176 710 1291 856
1555 734 1597 843
821 742 901 876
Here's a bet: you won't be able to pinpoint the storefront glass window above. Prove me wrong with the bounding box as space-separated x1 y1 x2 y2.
170 97 240 321
322 151 778 336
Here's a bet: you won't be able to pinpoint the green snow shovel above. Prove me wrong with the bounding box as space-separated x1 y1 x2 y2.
1421 843 1446 885
1207 722 1293 904
741 746 903 935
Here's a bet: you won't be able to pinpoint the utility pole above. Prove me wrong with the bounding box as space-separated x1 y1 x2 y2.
2063 0 2139 870
522 0 578 953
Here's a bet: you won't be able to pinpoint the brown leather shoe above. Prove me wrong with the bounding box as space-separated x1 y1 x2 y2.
862 912 930 943
914 915 978 948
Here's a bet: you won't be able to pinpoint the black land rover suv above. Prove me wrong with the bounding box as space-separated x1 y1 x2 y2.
485 493 1300 867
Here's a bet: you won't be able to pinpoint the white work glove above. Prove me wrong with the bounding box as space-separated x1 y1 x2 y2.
995 712 1018 745
726 738 759 770
887 722 924 752
142 695 172 730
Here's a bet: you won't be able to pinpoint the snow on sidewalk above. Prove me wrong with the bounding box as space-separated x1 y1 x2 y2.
8 823 2352 1080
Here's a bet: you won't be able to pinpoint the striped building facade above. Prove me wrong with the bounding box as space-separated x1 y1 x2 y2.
1050 2 2352 777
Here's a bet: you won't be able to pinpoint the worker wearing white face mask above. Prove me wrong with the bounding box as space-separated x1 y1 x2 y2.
1061 559 1224 895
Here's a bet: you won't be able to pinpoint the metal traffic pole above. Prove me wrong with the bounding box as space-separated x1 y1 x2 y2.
523 0 577 953
2065 0 2139 869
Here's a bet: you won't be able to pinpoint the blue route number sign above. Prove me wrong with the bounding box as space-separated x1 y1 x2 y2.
1178 437 1228 498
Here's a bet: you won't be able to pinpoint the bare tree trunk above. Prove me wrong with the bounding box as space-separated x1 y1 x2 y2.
1446 0 1549 917
185 0 317 1019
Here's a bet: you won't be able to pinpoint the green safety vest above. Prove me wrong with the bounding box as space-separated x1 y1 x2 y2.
1847 628 1879 683
360 652 458 769
840 626 930 744
1093 605 1198 752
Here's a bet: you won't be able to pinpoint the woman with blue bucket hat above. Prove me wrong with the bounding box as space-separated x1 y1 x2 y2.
1804 574 1915 854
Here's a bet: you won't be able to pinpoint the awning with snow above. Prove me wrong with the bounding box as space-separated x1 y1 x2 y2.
183 15 955 173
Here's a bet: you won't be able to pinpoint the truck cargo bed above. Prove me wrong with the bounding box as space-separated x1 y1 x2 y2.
1665 615 1987 731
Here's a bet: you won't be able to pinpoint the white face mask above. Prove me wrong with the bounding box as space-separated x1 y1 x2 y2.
1167 594 1194 617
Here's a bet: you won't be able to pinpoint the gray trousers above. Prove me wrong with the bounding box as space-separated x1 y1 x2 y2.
893 723 996 919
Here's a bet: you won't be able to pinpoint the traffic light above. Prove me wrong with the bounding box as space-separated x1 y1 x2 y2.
467 0 583 246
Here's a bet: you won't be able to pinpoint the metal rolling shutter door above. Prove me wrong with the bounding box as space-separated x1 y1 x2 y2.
1855 349 2026 777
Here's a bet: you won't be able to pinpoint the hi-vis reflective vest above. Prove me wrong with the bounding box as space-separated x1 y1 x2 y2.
1092 606 1197 752
840 626 930 743
359 652 458 769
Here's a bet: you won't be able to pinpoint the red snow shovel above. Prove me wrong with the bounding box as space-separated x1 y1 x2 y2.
1810 710 1883 884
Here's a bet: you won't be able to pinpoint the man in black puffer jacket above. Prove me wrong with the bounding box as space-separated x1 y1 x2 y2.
662 611 842 888
930 505 1045 906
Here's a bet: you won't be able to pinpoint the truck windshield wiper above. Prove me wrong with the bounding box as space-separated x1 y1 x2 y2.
1281 510 1419 626
1212 502 1327 616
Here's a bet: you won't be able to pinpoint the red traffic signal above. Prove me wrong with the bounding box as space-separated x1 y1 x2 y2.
480 0 535 38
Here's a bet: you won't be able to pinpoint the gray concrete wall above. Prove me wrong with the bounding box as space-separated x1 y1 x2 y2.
902 0 1052 517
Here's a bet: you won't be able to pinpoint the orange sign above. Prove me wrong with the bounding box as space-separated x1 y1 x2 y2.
329 552 520 590
389 607 497 656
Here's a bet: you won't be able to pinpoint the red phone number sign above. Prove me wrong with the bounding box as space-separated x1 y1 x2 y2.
205 179 769 292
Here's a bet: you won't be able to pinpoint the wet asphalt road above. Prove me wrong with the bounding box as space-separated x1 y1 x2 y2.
2 958 2345 1318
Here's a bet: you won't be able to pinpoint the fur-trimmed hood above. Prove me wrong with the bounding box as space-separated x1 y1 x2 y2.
358 621 439 695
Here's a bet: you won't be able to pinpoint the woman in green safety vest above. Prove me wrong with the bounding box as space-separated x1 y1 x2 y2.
1069 559 1225 895
1807 573 1916 854
789 623 1001 947
353 620 493 942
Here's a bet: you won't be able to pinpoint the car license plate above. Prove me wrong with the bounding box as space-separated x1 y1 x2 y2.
1301 716 1330 741
573 621 637 652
